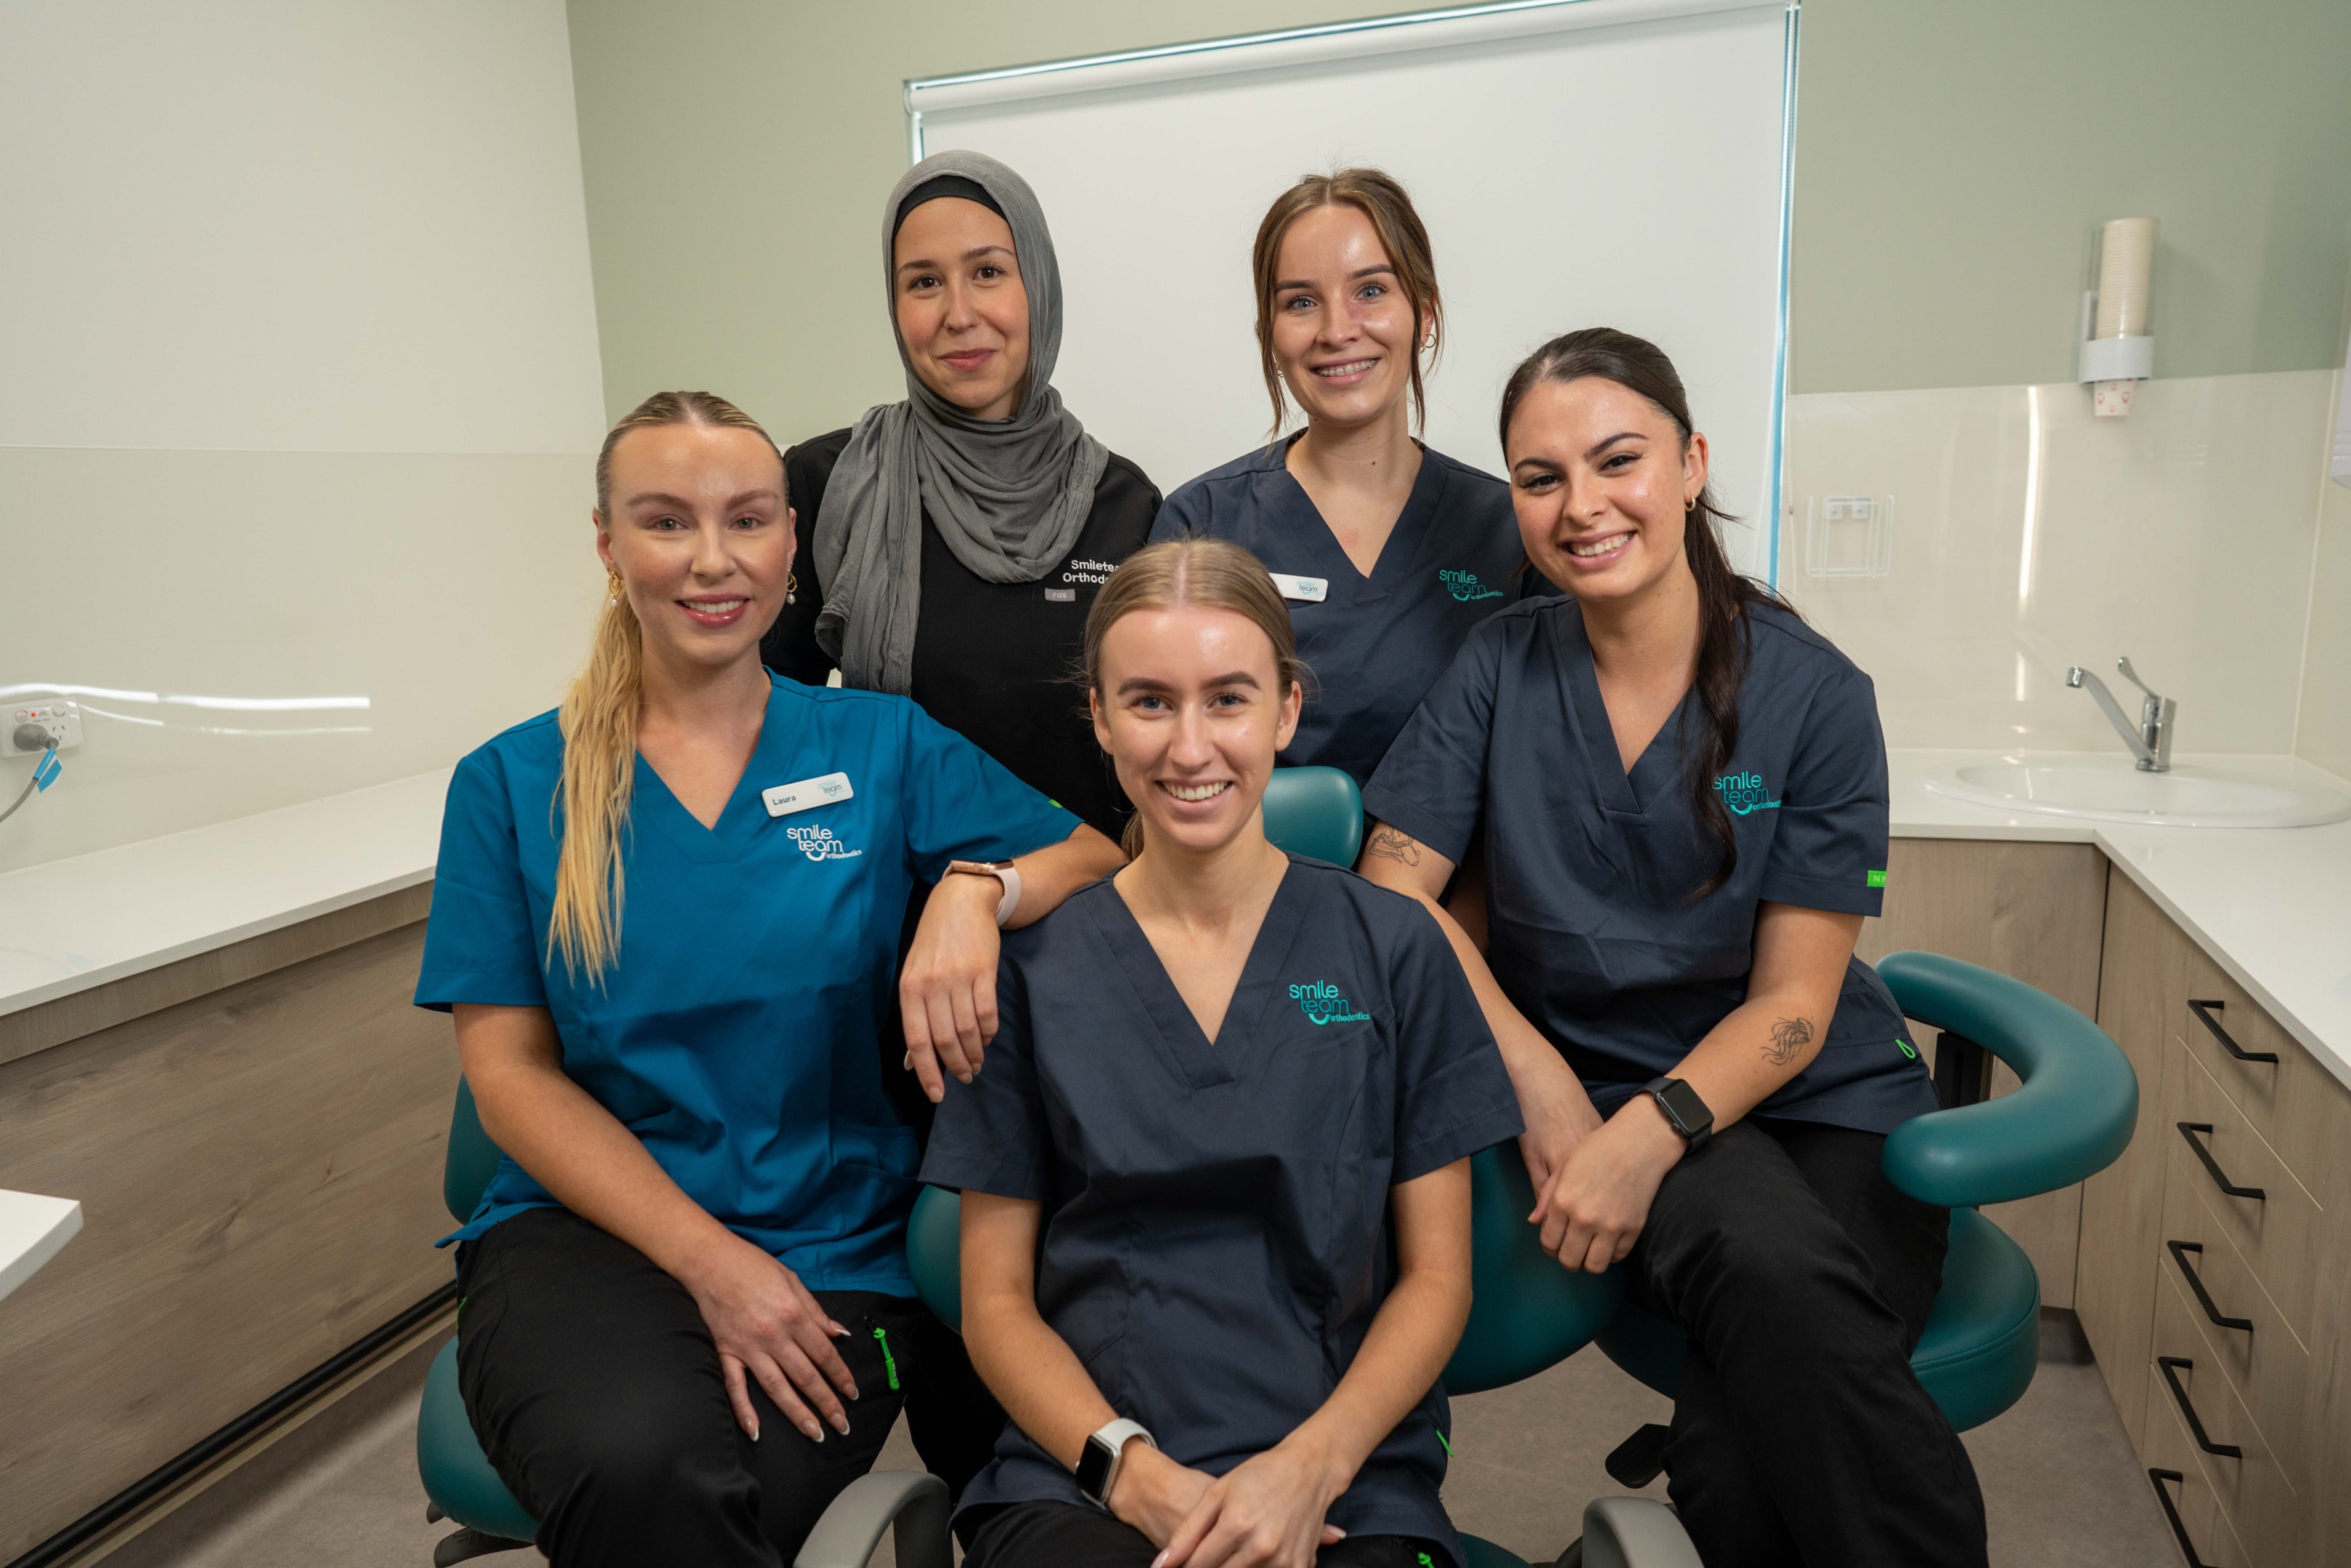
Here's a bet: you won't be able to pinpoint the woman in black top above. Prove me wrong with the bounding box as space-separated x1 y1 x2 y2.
763 150 1160 841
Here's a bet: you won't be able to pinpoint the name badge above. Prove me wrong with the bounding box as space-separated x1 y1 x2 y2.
1269 572 1327 603
763 772 854 817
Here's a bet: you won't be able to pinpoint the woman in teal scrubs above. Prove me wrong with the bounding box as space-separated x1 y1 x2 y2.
415 391 1122 1567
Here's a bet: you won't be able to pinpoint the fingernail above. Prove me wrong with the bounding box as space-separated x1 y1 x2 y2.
958 1072 972 1083
1152 1554 1168 1568
749 1424 760 1442
807 1425 823 1443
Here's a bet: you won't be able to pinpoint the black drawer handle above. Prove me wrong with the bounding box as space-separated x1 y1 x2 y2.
2177 1123 2265 1201
2158 1356 2242 1459
2148 1470 2216 1568
2167 1242 2254 1334
2188 999 2278 1064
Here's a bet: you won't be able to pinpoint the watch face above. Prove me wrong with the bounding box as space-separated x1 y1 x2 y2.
1075 1435 1114 1500
1658 1078 1711 1134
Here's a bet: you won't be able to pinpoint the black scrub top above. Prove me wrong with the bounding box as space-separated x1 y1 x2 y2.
1151 437 1542 790
1364 597 1939 1135
764 428 1160 839
921 857 1523 1566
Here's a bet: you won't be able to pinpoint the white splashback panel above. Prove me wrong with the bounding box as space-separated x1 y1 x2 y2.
1780 369 2336 754
0 0 604 453
910 0 1793 571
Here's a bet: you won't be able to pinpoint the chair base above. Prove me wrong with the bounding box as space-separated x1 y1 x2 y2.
432 1527 531 1567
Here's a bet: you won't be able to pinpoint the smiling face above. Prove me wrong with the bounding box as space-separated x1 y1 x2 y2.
595 422 791 676
892 197 1032 421
1267 203 1424 433
1507 375 1709 608
1091 603 1302 858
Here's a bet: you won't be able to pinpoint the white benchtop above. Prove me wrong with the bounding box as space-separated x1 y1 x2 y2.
1 751 2344 1094
0 1189 82 1303
0 769 449 1020
1889 749 2351 1093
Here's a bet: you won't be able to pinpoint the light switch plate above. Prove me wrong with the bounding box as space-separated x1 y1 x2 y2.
5 699 83 754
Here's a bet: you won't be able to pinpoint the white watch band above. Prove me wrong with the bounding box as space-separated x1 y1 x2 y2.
990 862 1022 927
1087 1417 1153 1506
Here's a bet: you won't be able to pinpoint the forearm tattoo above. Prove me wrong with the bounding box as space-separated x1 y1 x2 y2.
1763 1016 1814 1066
1366 827 1422 867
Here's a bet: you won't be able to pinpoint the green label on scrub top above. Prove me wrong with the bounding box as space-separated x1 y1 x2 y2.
1867 869 1888 888
1897 1039 1918 1060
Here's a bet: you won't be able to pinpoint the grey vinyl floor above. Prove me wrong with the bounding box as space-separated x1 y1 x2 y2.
102 1314 2177 1568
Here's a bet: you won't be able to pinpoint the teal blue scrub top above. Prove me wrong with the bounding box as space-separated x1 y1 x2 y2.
415 673 1079 1293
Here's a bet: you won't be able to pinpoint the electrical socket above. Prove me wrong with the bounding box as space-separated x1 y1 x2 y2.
5 700 83 755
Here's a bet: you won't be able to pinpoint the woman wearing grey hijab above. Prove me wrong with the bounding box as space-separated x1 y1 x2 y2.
764 151 1161 841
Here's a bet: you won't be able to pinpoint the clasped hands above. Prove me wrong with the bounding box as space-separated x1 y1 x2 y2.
1110 1433 1353 1568
1514 1051 1687 1274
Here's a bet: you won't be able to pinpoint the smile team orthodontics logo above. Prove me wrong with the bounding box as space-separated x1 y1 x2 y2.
1291 981 1371 1026
1712 771 1781 816
1438 568 1502 602
787 824 862 862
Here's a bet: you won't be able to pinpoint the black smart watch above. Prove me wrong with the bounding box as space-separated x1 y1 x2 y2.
1641 1076 1714 1150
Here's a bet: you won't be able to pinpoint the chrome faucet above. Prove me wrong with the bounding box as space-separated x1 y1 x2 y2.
2066 658 2175 772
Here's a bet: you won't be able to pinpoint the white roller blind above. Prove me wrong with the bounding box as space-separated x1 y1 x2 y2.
910 0 1795 576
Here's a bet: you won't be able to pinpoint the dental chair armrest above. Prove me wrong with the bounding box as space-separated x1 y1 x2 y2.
1877 951 2138 1209
794 1471 951 1568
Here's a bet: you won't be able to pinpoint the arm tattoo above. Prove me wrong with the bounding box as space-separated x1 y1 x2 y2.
1763 1016 1814 1066
1366 827 1422 867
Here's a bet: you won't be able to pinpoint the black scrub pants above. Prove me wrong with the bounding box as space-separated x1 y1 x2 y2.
453 1207 1003 1568
1629 1118 1988 1568
963 1500 1444 1568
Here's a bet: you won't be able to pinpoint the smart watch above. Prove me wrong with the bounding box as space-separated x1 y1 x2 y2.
1075 1418 1154 1508
945 859 1022 926
1640 1076 1714 1150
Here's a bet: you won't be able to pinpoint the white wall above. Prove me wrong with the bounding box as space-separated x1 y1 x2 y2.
0 0 608 873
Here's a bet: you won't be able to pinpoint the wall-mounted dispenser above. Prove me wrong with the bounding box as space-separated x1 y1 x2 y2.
2078 216 2156 417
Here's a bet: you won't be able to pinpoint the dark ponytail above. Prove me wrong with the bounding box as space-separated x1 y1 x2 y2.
1498 327 1785 897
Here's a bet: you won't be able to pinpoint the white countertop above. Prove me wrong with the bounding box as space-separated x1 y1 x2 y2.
0 1189 82 1303
0 769 448 1020
1889 749 2351 1093
1 751 2344 1096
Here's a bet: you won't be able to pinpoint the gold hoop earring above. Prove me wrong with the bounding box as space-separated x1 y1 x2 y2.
606 570 624 607
786 572 799 607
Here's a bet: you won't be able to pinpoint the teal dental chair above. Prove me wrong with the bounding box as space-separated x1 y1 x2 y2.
415 769 1376 1564
1593 950 2140 1493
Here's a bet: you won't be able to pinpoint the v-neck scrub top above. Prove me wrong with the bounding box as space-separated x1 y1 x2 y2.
415 674 1079 1293
1150 438 1539 790
1364 599 1939 1135
921 858 1523 1566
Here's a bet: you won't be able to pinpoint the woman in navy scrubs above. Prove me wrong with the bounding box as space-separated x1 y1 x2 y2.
1152 169 1536 791
417 391 1123 1567
923 540 1523 1568
1358 331 1987 1567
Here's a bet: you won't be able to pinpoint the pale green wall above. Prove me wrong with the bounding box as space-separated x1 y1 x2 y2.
565 0 2351 433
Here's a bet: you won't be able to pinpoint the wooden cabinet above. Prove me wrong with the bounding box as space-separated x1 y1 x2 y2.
2082 870 2351 1568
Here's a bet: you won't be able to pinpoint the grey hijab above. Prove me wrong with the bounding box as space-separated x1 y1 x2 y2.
814 150 1108 694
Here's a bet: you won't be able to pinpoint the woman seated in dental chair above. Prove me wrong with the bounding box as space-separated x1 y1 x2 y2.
921 539 1524 1568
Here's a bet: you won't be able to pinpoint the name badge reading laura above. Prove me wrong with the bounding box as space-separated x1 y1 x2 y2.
763 772 854 817
1268 572 1328 603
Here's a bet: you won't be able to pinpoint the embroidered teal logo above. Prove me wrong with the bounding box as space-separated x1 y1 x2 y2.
1291 981 1371 1026
1713 772 1781 816
786 823 863 862
1438 568 1503 602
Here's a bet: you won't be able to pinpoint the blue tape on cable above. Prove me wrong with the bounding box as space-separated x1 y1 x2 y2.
33 751 61 791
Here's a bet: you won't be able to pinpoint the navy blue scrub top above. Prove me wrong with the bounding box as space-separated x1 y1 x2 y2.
1152 437 1540 789
1364 598 1938 1135
921 858 1523 1565
415 673 1078 1293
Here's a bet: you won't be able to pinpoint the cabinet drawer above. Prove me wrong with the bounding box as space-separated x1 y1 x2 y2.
2142 1360 2255 1568
2150 1270 2303 1567
2157 1159 2309 1490
2176 950 2351 1206
2167 1042 2325 1348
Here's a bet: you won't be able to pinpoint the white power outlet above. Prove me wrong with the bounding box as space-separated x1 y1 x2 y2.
5 699 83 755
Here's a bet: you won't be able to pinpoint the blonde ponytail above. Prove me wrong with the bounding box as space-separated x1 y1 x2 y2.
547 391 784 981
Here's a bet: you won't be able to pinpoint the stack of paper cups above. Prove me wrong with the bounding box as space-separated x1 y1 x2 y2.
2093 217 2156 416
